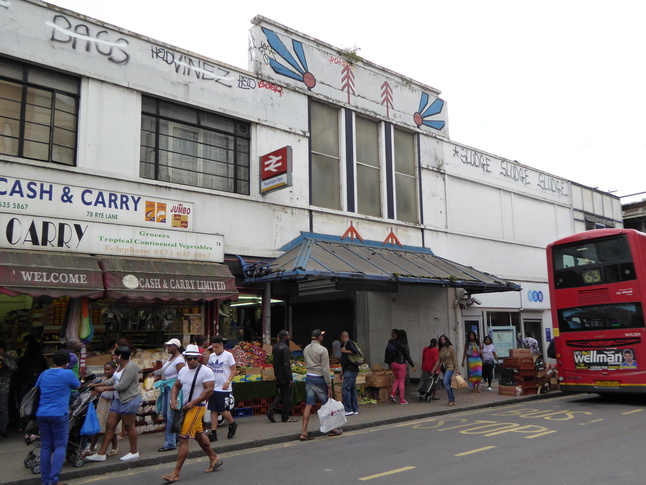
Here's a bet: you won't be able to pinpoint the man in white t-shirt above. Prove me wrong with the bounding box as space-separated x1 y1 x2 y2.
206 335 238 442
162 345 222 483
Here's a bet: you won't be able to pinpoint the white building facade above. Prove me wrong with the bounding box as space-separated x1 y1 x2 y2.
0 1 621 371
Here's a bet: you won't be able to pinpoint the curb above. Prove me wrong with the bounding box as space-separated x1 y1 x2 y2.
7 391 562 485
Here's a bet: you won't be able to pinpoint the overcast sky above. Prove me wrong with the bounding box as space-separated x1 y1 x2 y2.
47 0 646 204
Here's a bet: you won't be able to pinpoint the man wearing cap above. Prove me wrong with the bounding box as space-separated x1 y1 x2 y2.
206 335 238 441
162 344 222 483
300 329 340 440
155 338 186 452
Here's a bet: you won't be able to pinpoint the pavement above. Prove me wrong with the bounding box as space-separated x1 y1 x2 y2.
3 382 561 485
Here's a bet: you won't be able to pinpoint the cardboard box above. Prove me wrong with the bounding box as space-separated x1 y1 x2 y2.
244 367 263 375
510 349 532 358
366 373 394 388
289 341 302 351
367 386 391 403
498 385 523 396
85 354 113 366
355 374 366 385
371 364 383 371
261 368 275 381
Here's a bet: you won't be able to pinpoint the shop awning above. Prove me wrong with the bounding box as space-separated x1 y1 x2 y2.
240 233 521 294
99 257 238 301
0 250 104 298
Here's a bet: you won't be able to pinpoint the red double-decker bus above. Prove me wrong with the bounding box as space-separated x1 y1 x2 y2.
547 228 646 394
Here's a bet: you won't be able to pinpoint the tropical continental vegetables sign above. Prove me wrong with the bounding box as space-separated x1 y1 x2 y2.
573 349 637 370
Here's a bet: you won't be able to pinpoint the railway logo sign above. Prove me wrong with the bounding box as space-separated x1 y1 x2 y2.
260 146 292 194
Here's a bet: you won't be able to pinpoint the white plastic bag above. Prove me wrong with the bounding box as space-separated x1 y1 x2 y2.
318 398 347 433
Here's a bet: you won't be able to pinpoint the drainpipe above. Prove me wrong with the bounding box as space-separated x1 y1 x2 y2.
452 288 465 373
263 282 271 345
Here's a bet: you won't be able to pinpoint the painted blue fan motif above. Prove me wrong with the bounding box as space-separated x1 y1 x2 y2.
261 27 316 90
414 93 445 130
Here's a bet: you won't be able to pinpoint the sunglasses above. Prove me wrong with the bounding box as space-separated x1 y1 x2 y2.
185 356 199 361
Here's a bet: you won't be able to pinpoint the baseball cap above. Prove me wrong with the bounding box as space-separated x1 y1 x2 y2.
164 338 181 347
311 329 325 339
182 344 202 357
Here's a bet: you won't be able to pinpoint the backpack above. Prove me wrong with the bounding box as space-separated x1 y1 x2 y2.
384 339 398 364
348 340 364 365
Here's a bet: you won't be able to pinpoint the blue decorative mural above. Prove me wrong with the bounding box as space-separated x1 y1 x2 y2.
261 27 316 90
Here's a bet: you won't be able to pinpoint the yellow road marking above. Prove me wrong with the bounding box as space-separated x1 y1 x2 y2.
359 466 416 481
579 419 604 426
455 446 496 456
524 430 558 439
622 409 643 415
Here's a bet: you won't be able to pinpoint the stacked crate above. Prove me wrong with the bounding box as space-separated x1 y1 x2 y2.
502 349 537 395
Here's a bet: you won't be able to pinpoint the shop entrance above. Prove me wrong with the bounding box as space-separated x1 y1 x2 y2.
522 319 543 353
291 299 355 352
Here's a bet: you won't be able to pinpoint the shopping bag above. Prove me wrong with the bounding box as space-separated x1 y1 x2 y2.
80 402 101 436
318 398 347 433
451 373 469 390
170 408 186 434
19 386 40 419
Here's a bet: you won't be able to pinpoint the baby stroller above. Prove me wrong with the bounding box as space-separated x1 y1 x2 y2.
417 373 441 402
24 377 96 474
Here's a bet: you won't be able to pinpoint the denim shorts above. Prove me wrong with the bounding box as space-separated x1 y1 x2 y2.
305 375 329 406
110 395 142 415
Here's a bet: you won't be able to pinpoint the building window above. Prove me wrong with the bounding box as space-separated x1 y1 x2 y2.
393 128 418 223
310 101 341 210
141 97 250 194
0 57 79 165
356 116 381 217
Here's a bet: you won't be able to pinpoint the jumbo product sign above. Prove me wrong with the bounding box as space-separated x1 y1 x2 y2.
260 146 292 194
0 176 193 231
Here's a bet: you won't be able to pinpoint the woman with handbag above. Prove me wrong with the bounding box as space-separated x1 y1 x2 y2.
389 330 416 405
461 331 483 393
35 349 81 485
86 346 142 463
432 335 459 406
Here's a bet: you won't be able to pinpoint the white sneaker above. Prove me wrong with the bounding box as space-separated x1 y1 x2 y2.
120 452 140 461
85 453 106 462
353 411 359 415
488 387 492 391
344 411 354 416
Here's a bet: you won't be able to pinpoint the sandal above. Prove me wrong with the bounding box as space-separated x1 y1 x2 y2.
299 434 314 441
328 429 343 436
107 448 119 456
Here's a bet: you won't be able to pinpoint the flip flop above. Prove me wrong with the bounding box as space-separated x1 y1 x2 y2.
299 434 314 441
328 429 343 436
162 475 180 483
204 459 223 473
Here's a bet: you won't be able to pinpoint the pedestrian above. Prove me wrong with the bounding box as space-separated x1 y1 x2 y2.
0 340 17 438
194 335 207 363
389 329 416 405
462 331 483 392
432 335 459 406
155 338 186 452
340 331 360 415
65 337 83 379
162 344 223 483
330 335 341 359
205 335 238 441
520 332 541 357
300 329 340 440
266 330 298 423
35 349 81 485
481 336 499 390
86 346 142 462
420 338 440 400
87 361 120 456
384 329 399 367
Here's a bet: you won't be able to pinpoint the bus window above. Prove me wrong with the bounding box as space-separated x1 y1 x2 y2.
558 303 645 333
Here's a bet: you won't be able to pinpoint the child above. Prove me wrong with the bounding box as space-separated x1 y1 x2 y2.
87 361 120 456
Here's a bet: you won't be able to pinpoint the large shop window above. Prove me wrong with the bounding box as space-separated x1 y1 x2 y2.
393 128 418 223
356 116 381 217
140 96 250 195
0 56 79 165
310 101 341 210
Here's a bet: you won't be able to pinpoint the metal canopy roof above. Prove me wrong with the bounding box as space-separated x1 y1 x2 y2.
240 233 521 294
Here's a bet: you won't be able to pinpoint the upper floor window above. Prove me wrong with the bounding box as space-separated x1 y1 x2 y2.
0 57 79 165
141 97 250 194
356 116 381 217
310 101 341 210
393 128 418 223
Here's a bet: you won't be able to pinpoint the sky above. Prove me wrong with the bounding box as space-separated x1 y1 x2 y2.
46 0 646 204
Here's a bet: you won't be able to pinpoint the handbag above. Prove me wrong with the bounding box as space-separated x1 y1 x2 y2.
347 340 364 365
80 401 101 436
170 364 201 434
318 398 347 433
451 373 469 389
19 386 40 419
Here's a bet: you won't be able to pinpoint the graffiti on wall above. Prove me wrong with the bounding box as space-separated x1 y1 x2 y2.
452 146 568 197
261 27 316 90
47 15 129 65
150 46 233 88
381 81 393 118
237 74 284 96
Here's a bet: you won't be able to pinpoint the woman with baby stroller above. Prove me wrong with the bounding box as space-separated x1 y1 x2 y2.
36 349 81 485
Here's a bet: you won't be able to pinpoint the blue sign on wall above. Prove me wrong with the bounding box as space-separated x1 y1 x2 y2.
527 290 544 303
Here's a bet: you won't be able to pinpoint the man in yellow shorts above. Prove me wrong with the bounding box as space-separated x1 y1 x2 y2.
162 345 223 483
